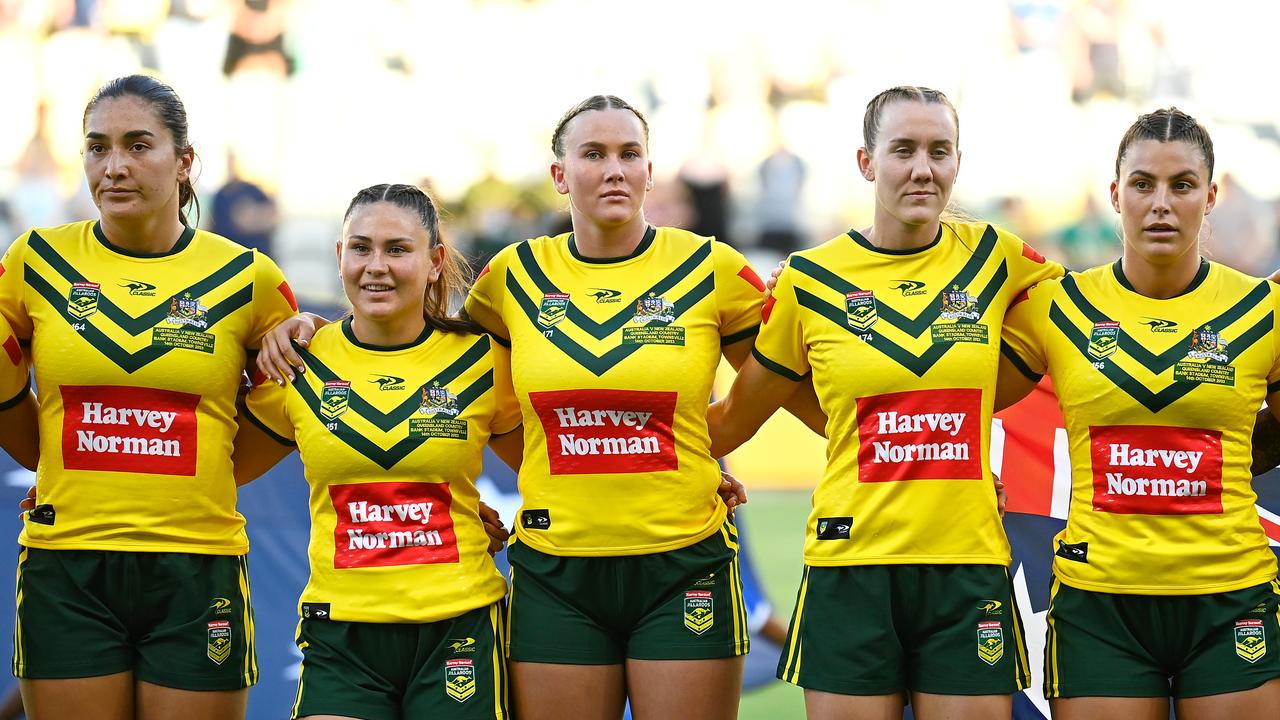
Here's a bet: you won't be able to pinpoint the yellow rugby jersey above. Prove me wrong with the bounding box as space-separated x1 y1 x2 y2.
0 312 30 409
0 221 297 554
1002 260 1280 594
755 223 1063 566
466 226 764 556
244 320 519 623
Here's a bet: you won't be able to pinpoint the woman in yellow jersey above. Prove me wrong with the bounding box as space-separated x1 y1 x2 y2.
997 109 1280 719
709 86 1062 720
0 75 298 719
231 183 524 719
258 96 805 720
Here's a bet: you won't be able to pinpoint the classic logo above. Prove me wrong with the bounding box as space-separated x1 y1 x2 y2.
369 374 406 391
529 389 678 475
1088 321 1120 360
68 281 100 319
165 293 209 329
210 597 232 615
537 293 570 328
845 291 877 330
978 600 1003 616
816 516 852 540
587 288 623 304
1187 325 1229 363
449 637 477 653
60 385 200 476
418 382 460 416
1236 619 1266 663
1088 425 1223 515
977 621 1003 665
684 591 714 635
207 621 231 665
1139 317 1177 333
890 280 927 297
119 279 157 296
632 294 675 324
329 481 459 569
856 388 983 483
445 659 475 703
939 285 980 321
320 381 351 420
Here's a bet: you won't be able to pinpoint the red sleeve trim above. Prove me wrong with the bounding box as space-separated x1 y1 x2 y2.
277 280 299 311
761 295 777 324
2 336 19 366
1021 242 1046 264
737 265 766 293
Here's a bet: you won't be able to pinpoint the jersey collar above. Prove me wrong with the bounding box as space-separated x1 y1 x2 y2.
568 225 657 264
341 316 433 351
93 221 195 259
1111 257 1210 298
847 225 943 256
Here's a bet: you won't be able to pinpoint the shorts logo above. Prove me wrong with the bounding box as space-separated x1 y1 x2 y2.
978 600 1003 616
632 294 675 325
330 481 459 569
1088 321 1120 360
1088 425 1224 515
1236 619 1266 663
890 280 927 297
845 291 877 330
369 374 406 391
445 659 475 702
68 281 100 319
977 621 1003 665
856 389 982 483
60 385 200 476
684 591 714 635
588 288 623 304
119 279 157 297
207 621 231 665
419 382 460 416
210 597 232 615
165 293 209 330
530 389 678 475
320 381 351 420
537 293 570 328
449 637 477 653
816 516 852 540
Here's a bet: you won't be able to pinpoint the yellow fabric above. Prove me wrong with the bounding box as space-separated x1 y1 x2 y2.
466 227 763 556
0 221 296 554
1002 261 1280 594
0 313 29 405
245 320 519 622
754 222 1063 566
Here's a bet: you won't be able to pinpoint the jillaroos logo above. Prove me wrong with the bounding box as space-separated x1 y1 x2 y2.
60 385 200 475
856 389 982 483
329 481 459 568
1088 425 1223 515
529 389 678 475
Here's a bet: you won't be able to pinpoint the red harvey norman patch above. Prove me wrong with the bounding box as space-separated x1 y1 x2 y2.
60 385 199 476
330 481 459 569
856 389 983 483
1089 425 1223 515
530 389 678 475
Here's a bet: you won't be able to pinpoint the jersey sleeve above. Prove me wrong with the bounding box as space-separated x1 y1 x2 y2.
1001 277 1058 379
711 242 765 344
0 233 33 339
488 340 522 435
464 246 514 344
751 262 809 380
246 251 300 350
243 376 296 445
0 312 30 409
1267 284 1280 392
1002 228 1066 295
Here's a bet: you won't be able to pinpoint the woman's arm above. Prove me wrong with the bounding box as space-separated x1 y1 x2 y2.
231 412 295 485
722 337 826 437
709 353 806 459
256 312 331 384
0 390 38 470
1251 392 1280 476
488 425 523 472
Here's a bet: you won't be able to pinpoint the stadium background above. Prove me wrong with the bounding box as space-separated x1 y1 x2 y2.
3 0 1280 717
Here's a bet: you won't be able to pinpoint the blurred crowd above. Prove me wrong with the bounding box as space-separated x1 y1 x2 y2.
3 0 1280 302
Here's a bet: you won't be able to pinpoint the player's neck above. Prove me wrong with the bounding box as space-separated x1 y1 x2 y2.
862 214 940 251
570 214 648 259
98 212 185 255
350 312 427 348
1120 251 1203 299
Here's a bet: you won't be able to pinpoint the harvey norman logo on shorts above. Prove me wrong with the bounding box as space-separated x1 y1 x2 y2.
855 388 982 483
529 389 677 474
1088 425 1223 515
329 481 459 568
59 385 200 476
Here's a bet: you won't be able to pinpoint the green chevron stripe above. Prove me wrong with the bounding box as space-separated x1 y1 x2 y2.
27 268 252 374
1049 302 1272 413
1058 274 1271 373
513 239 712 339
791 260 1009 378
507 270 714 377
297 334 492 432
293 368 494 470
788 224 1000 337
26 230 254 337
